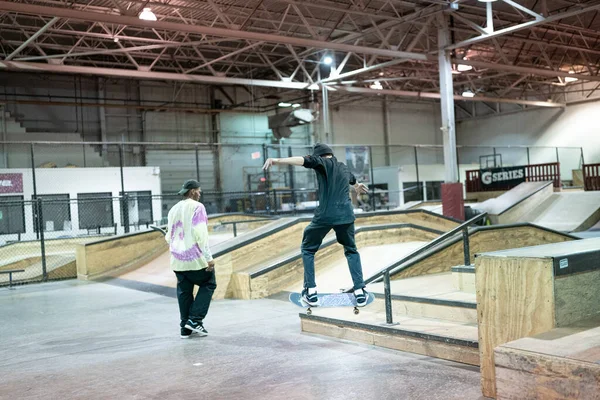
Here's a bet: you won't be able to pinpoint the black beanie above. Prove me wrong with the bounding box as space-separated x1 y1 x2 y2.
312 143 333 157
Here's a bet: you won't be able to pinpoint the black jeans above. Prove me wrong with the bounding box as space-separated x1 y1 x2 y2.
301 222 365 291
174 269 217 327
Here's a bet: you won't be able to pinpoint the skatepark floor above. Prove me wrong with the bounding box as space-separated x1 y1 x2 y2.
0 280 486 400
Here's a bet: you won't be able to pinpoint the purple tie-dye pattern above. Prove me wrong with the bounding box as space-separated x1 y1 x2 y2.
170 220 184 242
192 204 208 226
171 243 203 262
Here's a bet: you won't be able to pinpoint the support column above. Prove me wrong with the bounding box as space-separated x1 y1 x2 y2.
382 96 391 166
98 77 108 165
321 85 331 143
438 14 464 220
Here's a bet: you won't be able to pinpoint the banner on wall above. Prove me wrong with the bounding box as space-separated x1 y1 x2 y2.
480 166 526 189
345 146 371 183
0 173 23 194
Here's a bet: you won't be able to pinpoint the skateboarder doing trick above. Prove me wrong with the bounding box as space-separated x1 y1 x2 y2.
263 143 370 307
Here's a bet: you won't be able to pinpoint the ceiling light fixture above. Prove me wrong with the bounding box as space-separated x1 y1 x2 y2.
457 64 473 72
139 7 157 21
462 90 475 98
323 56 333 65
292 103 301 108
370 81 383 90
278 102 292 107
564 71 578 83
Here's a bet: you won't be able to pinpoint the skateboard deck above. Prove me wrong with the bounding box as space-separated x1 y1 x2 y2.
289 292 374 315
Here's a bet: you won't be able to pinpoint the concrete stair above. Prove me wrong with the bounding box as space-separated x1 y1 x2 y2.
298 273 480 366
1 111 105 168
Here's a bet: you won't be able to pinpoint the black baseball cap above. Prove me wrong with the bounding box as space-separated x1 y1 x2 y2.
312 143 333 157
178 179 201 195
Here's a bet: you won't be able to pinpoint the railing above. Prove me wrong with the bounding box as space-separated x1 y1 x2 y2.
583 163 600 191
219 217 276 237
357 212 488 324
466 162 561 193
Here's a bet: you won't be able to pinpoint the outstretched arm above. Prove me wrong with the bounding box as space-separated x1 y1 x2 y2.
262 157 305 170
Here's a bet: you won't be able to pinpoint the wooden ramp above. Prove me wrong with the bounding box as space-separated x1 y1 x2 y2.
474 181 553 225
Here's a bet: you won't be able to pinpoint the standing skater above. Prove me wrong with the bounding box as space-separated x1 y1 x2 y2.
166 179 216 338
263 143 369 307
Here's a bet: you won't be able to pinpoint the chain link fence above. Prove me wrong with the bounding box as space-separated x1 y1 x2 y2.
0 139 585 286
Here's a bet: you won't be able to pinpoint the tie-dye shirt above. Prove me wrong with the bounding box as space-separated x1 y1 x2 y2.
166 199 213 271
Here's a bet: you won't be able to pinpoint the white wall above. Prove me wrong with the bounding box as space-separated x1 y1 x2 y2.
457 101 599 178
0 167 161 242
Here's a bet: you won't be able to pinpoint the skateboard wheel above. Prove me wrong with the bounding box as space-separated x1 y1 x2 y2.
307 308 312 315
354 307 359 315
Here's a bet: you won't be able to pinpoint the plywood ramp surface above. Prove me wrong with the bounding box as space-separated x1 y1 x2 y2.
495 320 600 400
522 192 600 232
393 224 573 280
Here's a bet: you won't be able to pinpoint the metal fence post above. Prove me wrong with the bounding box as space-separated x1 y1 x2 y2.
119 144 130 233
195 144 200 181
414 146 422 201
288 146 296 212
38 198 47 281
526 147 531 165
369 145 375 211
462 226 471 266
262 144 271 213
384 270 393 324
30 143 39 240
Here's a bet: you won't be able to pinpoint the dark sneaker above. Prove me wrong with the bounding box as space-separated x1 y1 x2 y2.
354 288 369 307
184 319 208 336
301 287 319 307
180 327 193 339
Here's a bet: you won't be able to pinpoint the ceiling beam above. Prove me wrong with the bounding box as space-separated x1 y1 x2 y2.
447 3 600 50
0 1 429 61
5 16 59 60
335 86 565 108
0 60 308 89
454 58 600 82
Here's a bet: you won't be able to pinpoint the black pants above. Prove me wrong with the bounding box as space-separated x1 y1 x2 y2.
174 269 216 327
301 222 365 291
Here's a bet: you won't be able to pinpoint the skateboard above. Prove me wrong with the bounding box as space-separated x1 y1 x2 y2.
150 225 167 236
289 292 374 315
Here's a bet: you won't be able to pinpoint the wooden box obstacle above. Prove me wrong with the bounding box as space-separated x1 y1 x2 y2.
475 238 600 398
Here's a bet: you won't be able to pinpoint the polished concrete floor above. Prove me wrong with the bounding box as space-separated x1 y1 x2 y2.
0 281 486 400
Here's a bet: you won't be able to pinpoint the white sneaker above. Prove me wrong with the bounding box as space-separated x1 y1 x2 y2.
354 288 368 307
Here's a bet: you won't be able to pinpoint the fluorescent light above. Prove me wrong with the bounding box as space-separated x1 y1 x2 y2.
323 56 333 65
379 72 384 76
292 103 301 108
565 71 578 83
278 102 292 107
139 7 157 21
457 64 473 72
370 80 383 90
462 90 475 98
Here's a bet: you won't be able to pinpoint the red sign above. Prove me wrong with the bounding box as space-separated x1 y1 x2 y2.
0 174 23 194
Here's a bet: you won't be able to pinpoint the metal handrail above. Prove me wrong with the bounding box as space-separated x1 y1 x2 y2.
356 211 488 325
363 212 488 287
